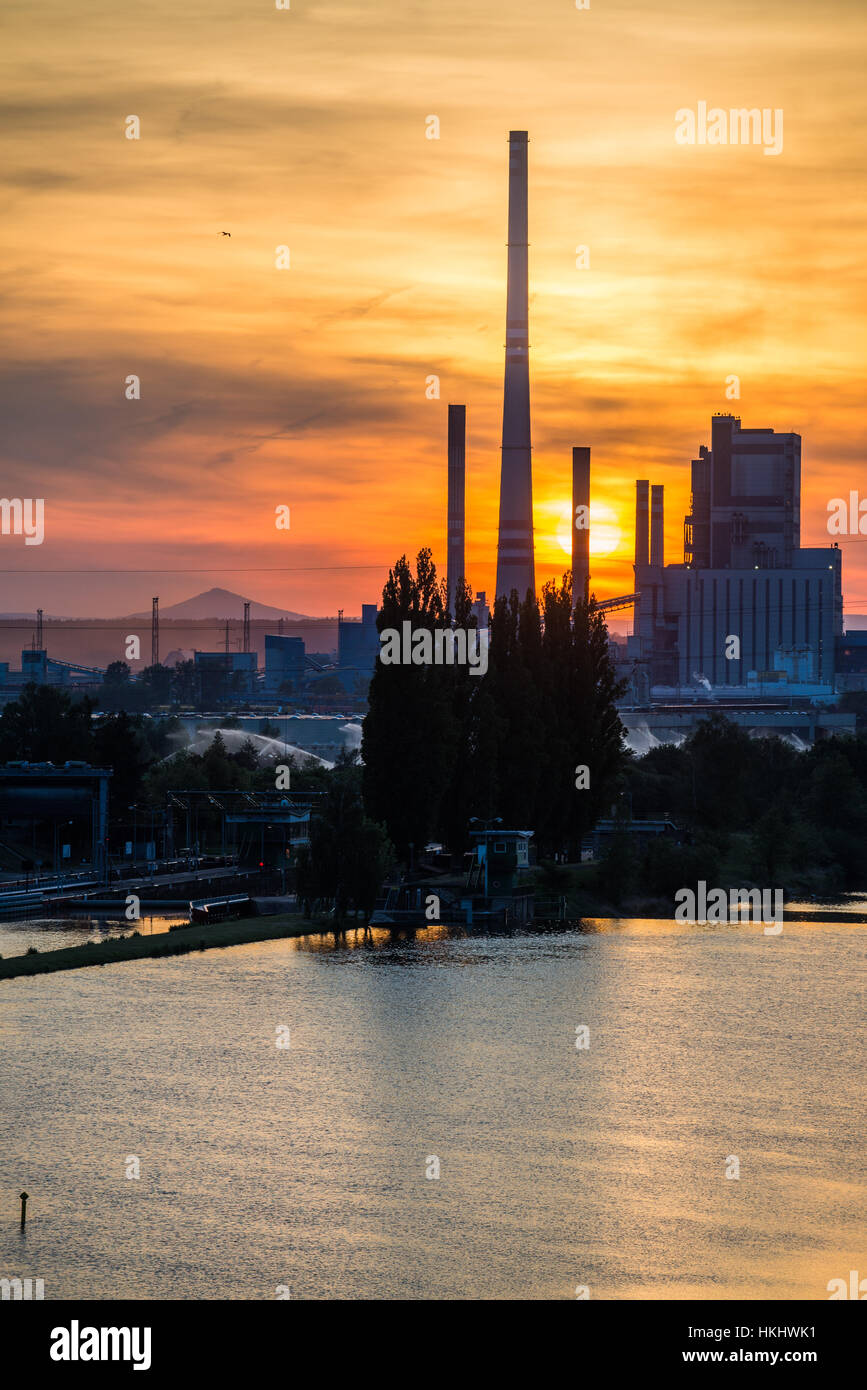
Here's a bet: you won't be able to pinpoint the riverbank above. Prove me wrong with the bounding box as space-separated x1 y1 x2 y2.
3 899 864 980
0 913 341 980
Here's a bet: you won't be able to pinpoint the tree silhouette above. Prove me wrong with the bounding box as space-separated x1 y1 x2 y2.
362 554 626 862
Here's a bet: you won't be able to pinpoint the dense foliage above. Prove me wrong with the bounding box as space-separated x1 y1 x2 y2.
616 713 867 896
362 549 627 859
295 761 394 923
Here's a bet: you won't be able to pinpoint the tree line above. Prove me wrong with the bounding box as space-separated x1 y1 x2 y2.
361 548 626 860
612 713 867 899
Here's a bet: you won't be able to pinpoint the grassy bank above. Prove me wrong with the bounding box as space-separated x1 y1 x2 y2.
0 913 339 980
4 894 857 982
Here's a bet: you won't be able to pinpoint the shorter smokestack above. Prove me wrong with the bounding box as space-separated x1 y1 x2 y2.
635 480 650 569
571 446 590 605
447 404 466 614
650 484 664 567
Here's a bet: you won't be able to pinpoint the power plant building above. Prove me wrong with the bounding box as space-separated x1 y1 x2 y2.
264 634 306 693
194 650 257 701
629 415 843 691
338 604 380 676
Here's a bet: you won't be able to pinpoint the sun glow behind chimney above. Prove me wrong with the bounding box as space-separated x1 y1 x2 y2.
650 484 664 568
572 446 590 605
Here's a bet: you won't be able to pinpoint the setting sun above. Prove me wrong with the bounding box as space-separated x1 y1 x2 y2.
554 502 623 560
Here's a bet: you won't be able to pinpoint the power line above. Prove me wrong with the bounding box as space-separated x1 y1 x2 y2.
0 565 388 574
0 623 342 631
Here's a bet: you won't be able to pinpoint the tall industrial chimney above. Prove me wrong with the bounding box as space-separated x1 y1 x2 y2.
571 446 590 605
635 480 650 570
650 484 664 567
447 404 466 615
495 131 535 601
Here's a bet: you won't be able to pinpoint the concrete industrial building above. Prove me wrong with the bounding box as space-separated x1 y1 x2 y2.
0 648 103 705
194 650 257 701
263 634 306 694
0 761 111 878
337 604 380 677
835 630 867 689
628 415 843 695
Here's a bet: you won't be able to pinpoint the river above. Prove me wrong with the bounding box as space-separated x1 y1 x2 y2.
1 916 864 1299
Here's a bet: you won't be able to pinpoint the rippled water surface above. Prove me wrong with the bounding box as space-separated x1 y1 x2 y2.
0 913 186 959
1 920 864 1300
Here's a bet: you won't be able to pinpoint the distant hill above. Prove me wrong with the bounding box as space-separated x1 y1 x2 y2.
123 588 312 622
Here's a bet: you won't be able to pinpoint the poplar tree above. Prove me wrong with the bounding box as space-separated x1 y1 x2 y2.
480 577 625 856
437 577 483 857
363 557 626 866
567 586 627 853
361 549 456 858
477 589 545 831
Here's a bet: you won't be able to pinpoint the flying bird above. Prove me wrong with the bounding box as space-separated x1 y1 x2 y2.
221 231 231 237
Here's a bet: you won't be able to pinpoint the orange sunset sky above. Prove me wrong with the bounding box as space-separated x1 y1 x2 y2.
2 0 866 621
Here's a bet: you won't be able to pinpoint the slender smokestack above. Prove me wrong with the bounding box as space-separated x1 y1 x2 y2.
495 131 535 601
447 404 466 615
572 446 590 606
635 480 649 570
151 597 159 667
650 484 664 567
